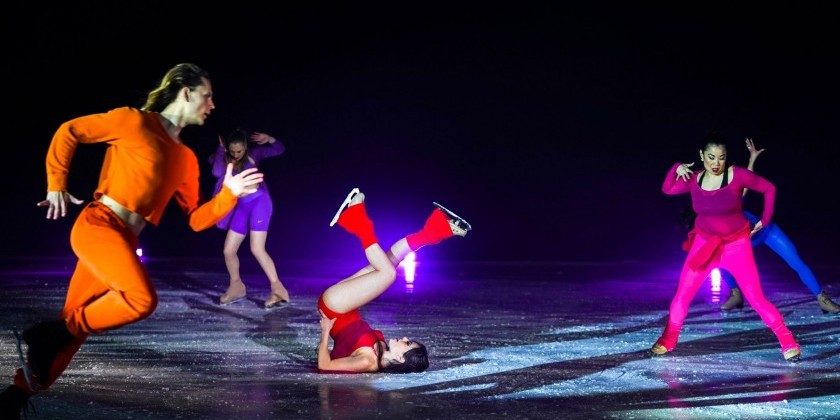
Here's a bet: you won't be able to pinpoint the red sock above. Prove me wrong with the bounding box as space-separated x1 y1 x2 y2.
406 209 453 251
337 203 378 249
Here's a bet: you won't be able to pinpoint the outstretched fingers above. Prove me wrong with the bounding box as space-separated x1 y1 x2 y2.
745 137 765 161
238 167 264 183
239 168 264 195
37 191 84 220
676 162 694 182
223 164 264 196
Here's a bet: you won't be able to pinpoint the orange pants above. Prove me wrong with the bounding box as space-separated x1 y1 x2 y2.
15 202 158 392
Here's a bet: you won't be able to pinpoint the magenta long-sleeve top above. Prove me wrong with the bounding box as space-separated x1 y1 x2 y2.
662 162 775 237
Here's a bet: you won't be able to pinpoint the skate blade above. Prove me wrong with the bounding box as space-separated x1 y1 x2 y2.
264 300 290 310
13 329 40 392
329 188 361 227
219 295 246 306
433 201 472 231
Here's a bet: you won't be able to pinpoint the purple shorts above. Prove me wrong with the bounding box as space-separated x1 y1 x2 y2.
216 193 273 235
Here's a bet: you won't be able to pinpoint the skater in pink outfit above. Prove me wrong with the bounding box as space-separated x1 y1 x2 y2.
651 131 801 362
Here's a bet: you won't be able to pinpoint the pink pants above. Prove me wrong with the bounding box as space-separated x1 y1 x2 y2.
656 233 799 354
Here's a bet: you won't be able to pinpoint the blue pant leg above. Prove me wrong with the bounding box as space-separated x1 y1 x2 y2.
720 268 738 289
762 224 822 296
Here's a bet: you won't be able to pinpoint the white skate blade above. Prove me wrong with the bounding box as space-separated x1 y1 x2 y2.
330 188 361 227
433 202 472 231
218 295 246 306
13 329 39 392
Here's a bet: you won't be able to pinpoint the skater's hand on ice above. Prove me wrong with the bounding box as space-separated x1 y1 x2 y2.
750 220 763 238
223 163 263 197
676 162 694 182
37 191 84 220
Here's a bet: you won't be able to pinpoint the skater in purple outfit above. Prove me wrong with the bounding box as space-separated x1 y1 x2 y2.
209 128 291 308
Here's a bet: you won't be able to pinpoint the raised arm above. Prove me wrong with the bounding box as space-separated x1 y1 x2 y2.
661 162 694 195
39 109 140 219
248 131 286 161
209 136 228 178
741 137 766 197
737 167 776 235
745 137 765 172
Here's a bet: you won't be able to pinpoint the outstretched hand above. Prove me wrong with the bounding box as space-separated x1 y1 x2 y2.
745 138 765 169
37 191 84 220
676 162 695 182
223 163 264 197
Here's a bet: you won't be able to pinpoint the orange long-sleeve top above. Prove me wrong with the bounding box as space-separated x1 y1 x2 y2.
46 107 236 231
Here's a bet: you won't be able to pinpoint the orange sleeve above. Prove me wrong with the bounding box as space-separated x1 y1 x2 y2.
47 107 237 230
172 148 238 232
46 108 141 192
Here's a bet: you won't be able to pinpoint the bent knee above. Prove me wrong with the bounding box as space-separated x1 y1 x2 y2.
128 290 158 319
383 265 397 281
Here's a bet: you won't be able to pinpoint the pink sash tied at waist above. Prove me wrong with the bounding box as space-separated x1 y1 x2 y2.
682 224 751 272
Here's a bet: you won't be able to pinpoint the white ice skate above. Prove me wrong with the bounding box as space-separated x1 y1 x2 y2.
330 188 361 227
433 201 472 232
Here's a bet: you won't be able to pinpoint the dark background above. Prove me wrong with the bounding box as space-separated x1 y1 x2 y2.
3 2 838 266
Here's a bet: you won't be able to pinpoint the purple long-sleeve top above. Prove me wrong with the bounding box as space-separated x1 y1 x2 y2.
209 140 285 203
662 162 775 238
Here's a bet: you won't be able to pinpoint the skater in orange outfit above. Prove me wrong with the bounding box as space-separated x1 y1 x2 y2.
0 63 264 418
